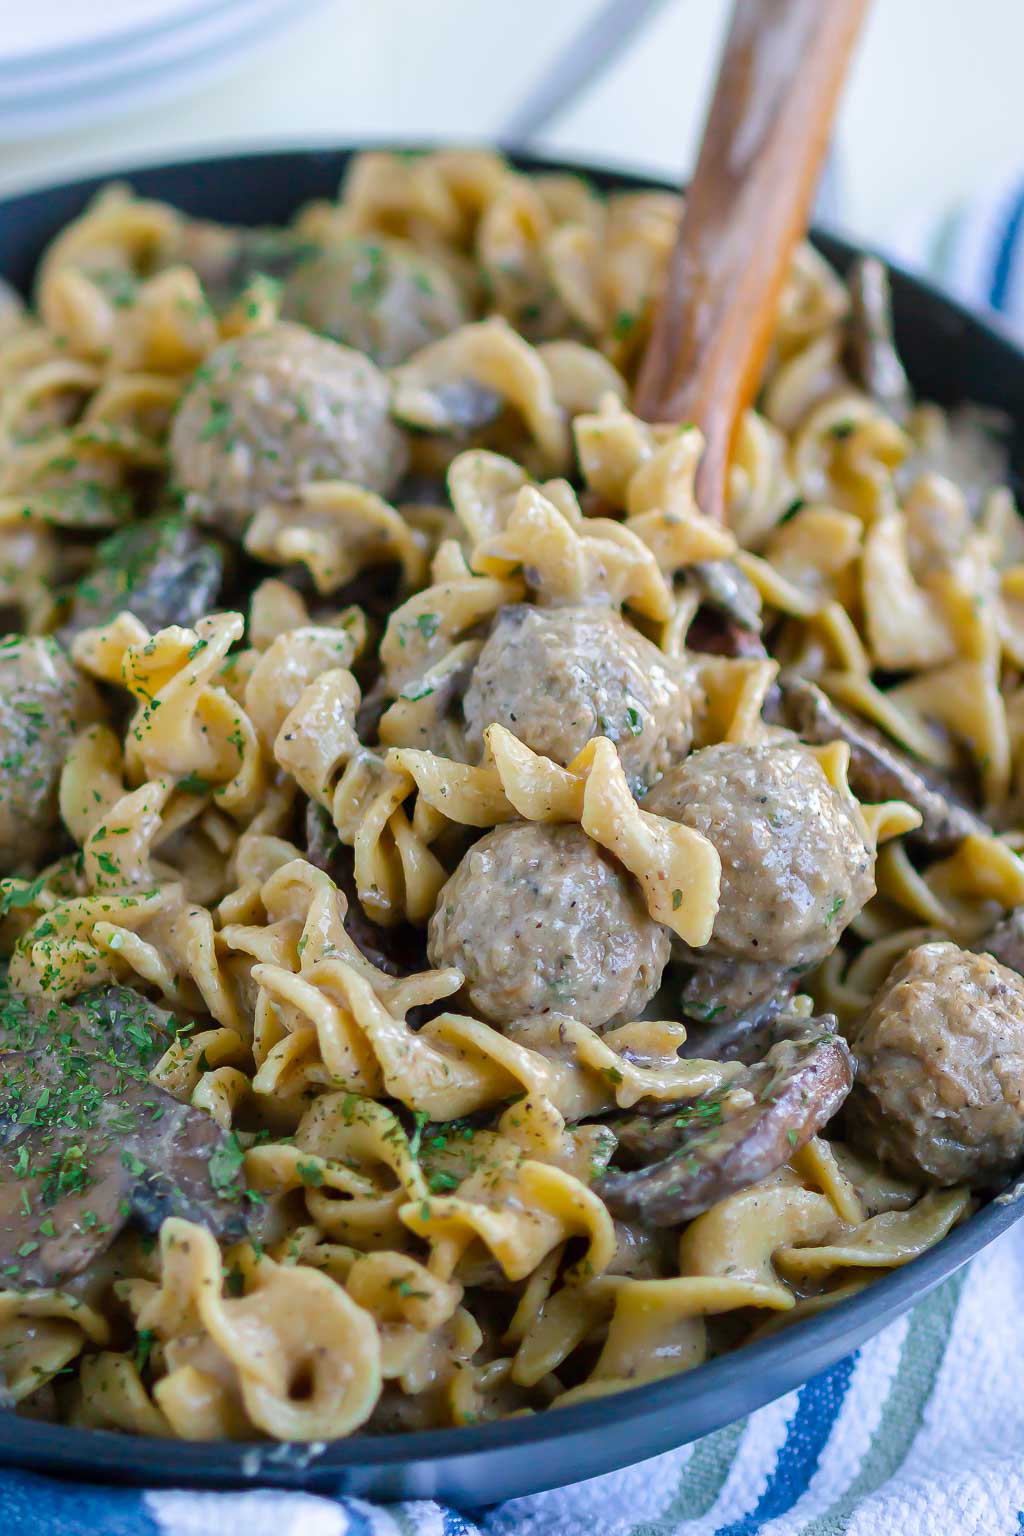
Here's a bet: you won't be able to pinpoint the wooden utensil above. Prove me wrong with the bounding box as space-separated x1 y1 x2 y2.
635 0 870 521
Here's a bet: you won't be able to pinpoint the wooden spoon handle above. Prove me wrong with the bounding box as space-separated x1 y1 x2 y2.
634 0 869 520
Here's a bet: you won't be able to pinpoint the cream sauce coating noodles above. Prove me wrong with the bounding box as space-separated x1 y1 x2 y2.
0 149 1020 1443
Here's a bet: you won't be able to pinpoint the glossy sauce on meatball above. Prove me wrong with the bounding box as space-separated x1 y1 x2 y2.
846 940 1024 1186
427 822 670 1031
462 604 690 793
0 636 101 875
282 238 467 365
170 321 408 536
642 742 875 971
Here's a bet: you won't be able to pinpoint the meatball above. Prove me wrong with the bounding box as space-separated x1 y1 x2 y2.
282 238 467 366
169 322 408 537
642 742 874 971
0 636 101 875
427 822 670 1031
462 605 690 793
846 941 1024 1186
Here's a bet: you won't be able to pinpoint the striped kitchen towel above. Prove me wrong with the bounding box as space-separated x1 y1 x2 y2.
887 171 1024 336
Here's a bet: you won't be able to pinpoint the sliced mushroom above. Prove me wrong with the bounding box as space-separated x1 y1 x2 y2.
59 515 225 643
0 984 249 1288
395 376 503 435
980 907 1024 977
175 221 313 311
597 1016 853 1226
688 560 763 634
0 636 103 875
685 611 770 660
304 801 429 977
843 256 910 419
771 673 985 852
676 960 799 1064
681 560 768 658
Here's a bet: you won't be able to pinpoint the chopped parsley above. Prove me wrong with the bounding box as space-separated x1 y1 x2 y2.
400 679 435 702
199 400 232 442
296 1159 324 1188
209 1132 245 1199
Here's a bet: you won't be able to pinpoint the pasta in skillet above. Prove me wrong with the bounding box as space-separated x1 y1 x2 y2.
0 148 1023 1443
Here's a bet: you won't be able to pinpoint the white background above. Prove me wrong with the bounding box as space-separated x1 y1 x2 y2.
0 0 1021 248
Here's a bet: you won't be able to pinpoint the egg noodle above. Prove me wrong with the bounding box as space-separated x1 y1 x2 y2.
0 148 1019 1443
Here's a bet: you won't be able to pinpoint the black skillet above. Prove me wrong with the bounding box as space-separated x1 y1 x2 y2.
0 145 1022 1504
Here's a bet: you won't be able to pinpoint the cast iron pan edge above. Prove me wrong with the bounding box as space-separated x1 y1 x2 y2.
0 145 1022 1504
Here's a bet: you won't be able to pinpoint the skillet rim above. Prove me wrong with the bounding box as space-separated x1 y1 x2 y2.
0 142 1022 1501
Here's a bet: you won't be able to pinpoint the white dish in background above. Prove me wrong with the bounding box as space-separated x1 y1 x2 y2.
0 0 326 143
0 0 317 105
1 0 233 67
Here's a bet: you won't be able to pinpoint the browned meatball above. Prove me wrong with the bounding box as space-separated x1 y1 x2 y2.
642 742 874 971
0 636 101 875
427 822 670 1030
282 239 467 366
169 322 408 536
462 605 690 794
846 940 1024 1186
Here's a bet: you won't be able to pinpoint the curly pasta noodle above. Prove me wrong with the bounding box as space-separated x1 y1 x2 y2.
0 148 1018 1444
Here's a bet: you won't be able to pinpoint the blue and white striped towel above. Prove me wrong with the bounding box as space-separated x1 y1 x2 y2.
886 172 1024 338
5 190 1024 1536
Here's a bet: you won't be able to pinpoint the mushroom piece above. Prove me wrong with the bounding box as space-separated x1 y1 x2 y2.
675 960 799 1063
771 672 985 853
305 801 429 978
0 635 102 876
388 319 542 441
687 560 763 634
392 376 502 436
58 515 225 643
843 256 911 419
597 1017 853 1226
0 984 250 1288
174 220 313 310
683 560 769 659
981 907 1024 977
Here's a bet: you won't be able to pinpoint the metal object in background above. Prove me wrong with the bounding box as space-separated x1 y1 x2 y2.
499 0 674 144
499 0 841 225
